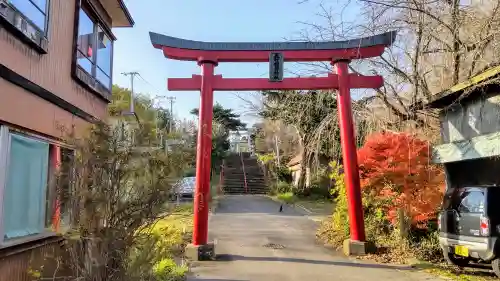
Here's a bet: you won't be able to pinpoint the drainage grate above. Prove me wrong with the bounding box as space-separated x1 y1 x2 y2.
263 243 285 249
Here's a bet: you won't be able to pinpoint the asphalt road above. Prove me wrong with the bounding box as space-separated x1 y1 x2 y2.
188 195 441 281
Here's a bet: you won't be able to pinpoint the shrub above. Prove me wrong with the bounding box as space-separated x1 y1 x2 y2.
292 166 332 199
269 181 293 195
357 132 445 226
328 162 349 239
276 181 293 193
153 258 188 281
276 165 293 183
34 122 193 281
317 138 444 263
277 192 298 204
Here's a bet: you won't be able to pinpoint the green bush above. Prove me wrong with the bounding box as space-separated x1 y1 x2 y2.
296 183 331 199
269 180 293 195
128 206 193 280
275 165 293 183
276 181 293 193
294 165 332 200
153 258 188 281
277 192 298 204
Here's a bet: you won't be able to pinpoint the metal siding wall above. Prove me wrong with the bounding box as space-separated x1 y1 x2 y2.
0 238 70 281
0 0 108 122
441 92 500 143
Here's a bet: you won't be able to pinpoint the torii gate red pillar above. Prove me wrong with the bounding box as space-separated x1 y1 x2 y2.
150 31 396 259
193 61 216 245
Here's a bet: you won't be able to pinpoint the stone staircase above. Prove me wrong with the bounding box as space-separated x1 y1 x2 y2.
223 152 267 194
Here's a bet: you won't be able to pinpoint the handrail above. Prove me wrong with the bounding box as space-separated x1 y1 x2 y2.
219 159 225 194
240 153 248 193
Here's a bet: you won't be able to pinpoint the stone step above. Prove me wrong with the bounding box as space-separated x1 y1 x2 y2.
225 180 265 183
224 170 263 173
224 190 267 192
224 185 267 189
224 186 267 189
224 184 266 188
224 174 265 178
224 181 266 185
225 170 264 173
224 181 265 185
225 176 264 179
225 166 261 169
225 175 265 178
223 190 268 195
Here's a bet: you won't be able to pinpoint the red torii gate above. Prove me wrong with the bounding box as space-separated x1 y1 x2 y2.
150 31 396 259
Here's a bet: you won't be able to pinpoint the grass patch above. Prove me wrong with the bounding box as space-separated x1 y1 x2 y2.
296 199 335 215
131 203 193 281
152 204 193 256
276 192 298 204
153 258 189 281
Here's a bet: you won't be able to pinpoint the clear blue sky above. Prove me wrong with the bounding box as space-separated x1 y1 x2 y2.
112 0 353 127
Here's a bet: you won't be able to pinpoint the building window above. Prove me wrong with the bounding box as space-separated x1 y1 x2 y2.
8 0 49 34
76 7 113 90
0 127 49 241
0 0 50 52
0 126 71 246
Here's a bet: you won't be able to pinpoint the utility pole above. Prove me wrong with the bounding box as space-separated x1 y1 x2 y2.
165 96 176 132
121 71 139 114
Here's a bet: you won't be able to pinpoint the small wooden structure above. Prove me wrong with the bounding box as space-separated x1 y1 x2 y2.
419 65 500 186
287 154 305 187
287 153 330 187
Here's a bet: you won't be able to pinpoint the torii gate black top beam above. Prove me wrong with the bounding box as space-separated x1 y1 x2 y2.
149 31 397 62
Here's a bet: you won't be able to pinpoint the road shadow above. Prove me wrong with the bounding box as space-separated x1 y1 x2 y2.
414 261 497 279
215 254 414 271
216 197 305 217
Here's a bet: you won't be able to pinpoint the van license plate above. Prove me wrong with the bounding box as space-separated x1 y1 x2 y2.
454 245 469 257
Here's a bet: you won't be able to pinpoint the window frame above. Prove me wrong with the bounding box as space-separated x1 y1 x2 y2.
0 0 51 53
0 125 73 248
72 1 115 101
0 126 10 244
9 0 50 35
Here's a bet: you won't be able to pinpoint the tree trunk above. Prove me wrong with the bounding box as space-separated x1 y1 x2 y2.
451 0 460 85
397 208 410 240
297 149 307 190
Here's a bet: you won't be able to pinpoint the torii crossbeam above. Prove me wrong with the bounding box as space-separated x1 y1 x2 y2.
150 31 396 259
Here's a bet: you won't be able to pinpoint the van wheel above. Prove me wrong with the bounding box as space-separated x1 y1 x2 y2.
491 258 500 278
443 250 470 267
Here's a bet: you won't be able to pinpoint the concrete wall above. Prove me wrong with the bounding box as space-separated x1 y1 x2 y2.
440 92 500 143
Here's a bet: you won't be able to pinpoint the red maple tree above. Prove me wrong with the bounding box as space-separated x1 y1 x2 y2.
357 132 445 225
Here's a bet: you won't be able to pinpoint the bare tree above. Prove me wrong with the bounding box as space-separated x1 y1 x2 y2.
297 0 500 130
